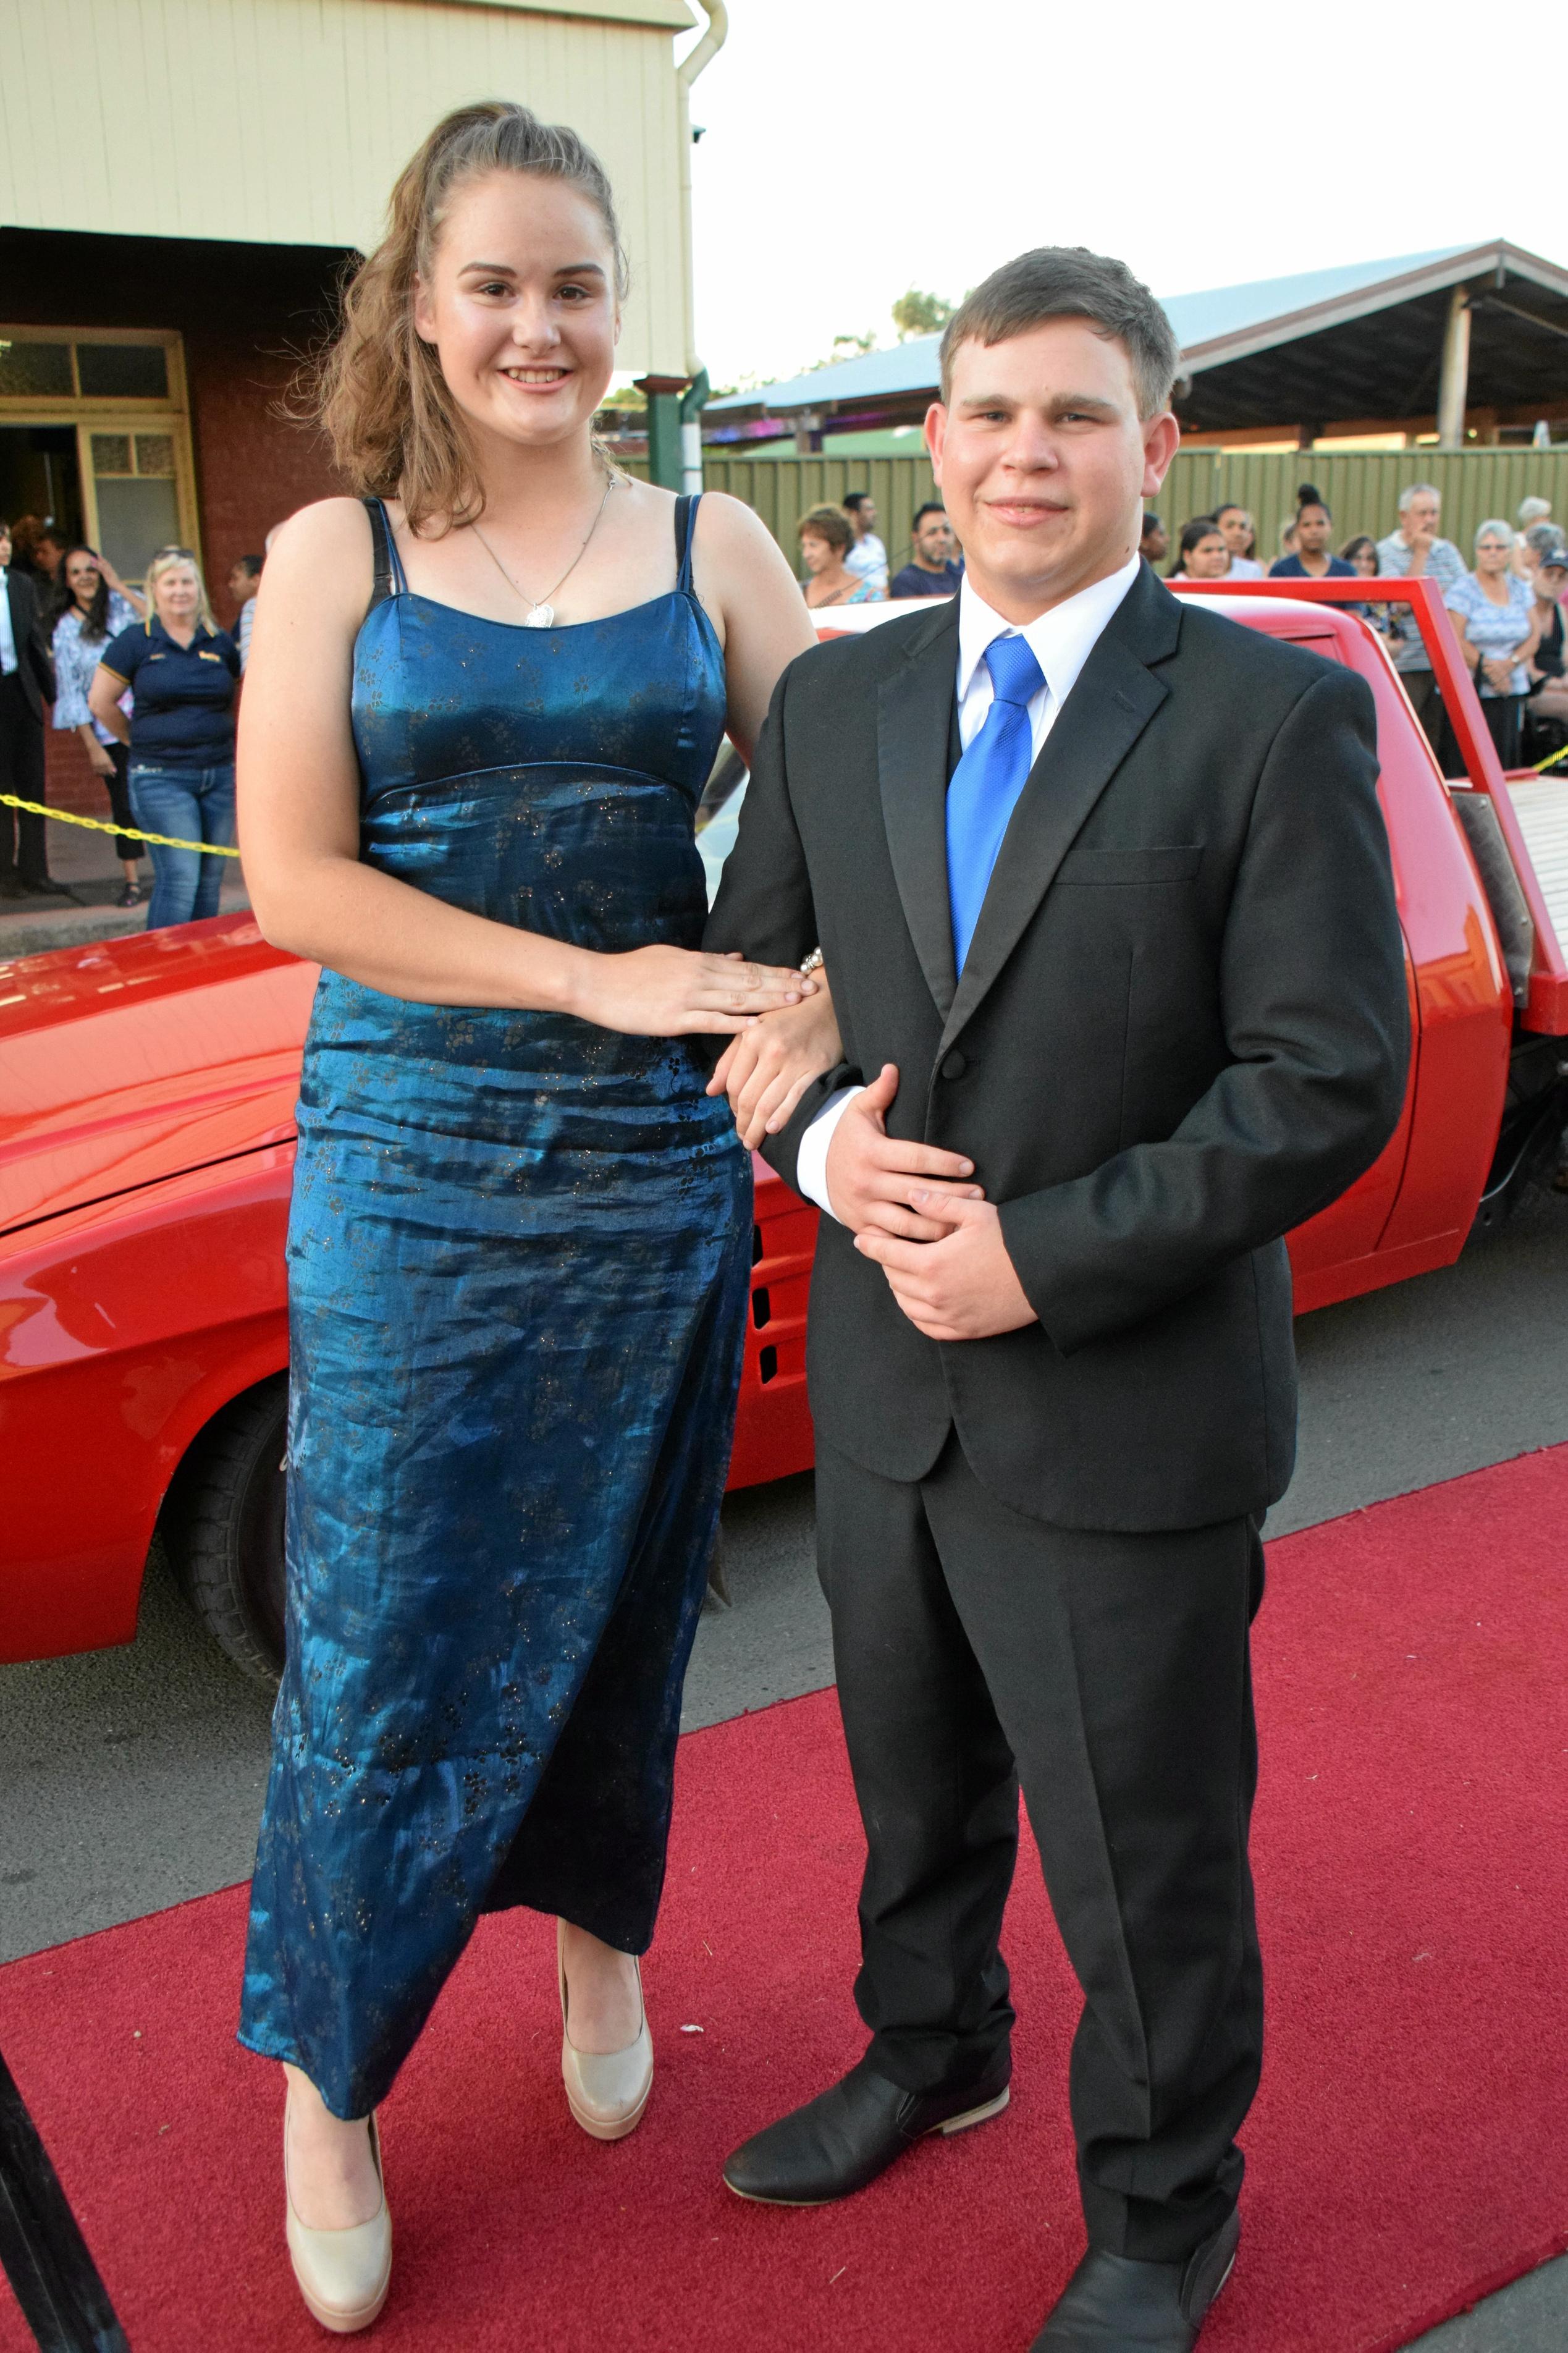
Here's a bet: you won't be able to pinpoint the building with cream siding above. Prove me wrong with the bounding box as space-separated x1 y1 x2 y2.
0 0 712 597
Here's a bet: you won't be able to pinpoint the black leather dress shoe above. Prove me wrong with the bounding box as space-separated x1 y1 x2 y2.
22 877 83 902
1031 2208 1239 2349
723 2053 1011 2205
0 876 29 899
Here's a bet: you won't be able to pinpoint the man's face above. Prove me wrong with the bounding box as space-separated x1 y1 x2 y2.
1404 493 1440 543
852 500 877 538
229 564 258 604
0 528 11 568
1216 508 1252 555
1140 519 1168 564
914 512 954 567
1296 506 1331 554
927 317 1177 615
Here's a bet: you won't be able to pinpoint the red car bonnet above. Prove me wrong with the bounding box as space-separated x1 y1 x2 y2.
0 916 315 1238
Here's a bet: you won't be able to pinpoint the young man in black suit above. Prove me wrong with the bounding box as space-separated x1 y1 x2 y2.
0 520 65 899
706 249 1409 2349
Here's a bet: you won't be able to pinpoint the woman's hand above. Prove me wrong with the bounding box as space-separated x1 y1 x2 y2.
707 978 843 1147
86 741 115 778
1482 654 1515 695
95 552 145 615
567 945 815 1039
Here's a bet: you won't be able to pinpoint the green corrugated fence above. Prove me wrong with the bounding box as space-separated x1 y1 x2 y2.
684 447 1568 573
701 452 940 578
1150 449 1568 564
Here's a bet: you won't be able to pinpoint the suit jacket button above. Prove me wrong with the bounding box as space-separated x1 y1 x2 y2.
940 1050 966 1079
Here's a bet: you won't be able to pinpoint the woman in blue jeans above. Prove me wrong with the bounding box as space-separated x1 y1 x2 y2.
90 546 240 927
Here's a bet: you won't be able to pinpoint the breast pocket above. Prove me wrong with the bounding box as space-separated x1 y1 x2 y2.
1055 845 1203 886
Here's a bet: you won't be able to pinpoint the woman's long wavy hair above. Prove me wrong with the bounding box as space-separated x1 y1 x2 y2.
314 102 630 537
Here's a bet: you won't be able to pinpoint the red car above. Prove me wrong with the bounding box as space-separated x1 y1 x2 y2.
2 579 1561 1679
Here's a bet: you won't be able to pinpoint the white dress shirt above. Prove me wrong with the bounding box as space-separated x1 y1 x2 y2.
845 532 889 591
0 571 18 676
795 552 1142 1220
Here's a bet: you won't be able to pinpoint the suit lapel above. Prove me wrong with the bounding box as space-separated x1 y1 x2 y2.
937 565 1181 1055
877 597 962 1018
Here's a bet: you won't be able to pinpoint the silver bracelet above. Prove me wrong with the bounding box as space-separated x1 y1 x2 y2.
799 947 824 977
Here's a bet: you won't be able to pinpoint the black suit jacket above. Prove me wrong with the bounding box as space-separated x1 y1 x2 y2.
4 570 57 720
706 563 1409 1531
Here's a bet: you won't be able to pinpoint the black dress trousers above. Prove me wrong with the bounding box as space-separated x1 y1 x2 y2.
0 670 48 882
814 1432 1265 2265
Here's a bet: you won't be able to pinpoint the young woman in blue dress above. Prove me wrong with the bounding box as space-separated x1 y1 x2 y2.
236 102 838 2332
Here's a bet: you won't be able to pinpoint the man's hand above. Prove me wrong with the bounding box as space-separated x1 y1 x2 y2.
826 1063 984 1242
707 978 843 1149
854 1192 1037 1341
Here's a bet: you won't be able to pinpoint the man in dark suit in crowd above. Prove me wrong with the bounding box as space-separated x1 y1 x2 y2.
706 248 1409 2349
0 518 66 899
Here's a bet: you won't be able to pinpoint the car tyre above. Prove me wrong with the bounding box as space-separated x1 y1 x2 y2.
164 1375 287 1684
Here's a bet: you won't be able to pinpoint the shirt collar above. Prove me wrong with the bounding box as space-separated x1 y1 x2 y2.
956 552 1142 707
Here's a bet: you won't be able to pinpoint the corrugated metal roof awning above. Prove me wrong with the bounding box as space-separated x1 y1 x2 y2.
709 242 1568 440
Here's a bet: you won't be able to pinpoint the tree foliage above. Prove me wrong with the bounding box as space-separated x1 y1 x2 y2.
802 329 877 374
891 287 956 340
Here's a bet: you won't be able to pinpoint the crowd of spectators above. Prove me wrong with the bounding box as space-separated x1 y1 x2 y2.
0 519 268 919
796 490 964 608
1160 481 1568 767
799 476 1566 772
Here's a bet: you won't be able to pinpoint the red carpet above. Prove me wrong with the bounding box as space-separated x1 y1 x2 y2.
5 1446 1568 2352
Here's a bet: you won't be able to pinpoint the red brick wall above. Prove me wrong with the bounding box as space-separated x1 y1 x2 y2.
4 228 349 817
44 726 102 822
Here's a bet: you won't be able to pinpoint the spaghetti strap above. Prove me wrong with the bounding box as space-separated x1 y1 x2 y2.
673 492 701 596
363 496 408 604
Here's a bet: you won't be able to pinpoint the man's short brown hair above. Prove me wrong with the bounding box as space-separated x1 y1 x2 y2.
938 247 1180 419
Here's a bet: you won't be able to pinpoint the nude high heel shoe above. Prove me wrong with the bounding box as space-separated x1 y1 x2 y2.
557 1917 654 2140
284 2102 393 2334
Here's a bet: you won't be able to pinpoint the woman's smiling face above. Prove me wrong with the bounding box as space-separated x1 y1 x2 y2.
154 561 200 627
412 169 620 454
66 549 100 610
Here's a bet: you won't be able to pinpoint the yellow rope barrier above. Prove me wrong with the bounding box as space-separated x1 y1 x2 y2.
1533 738 1568 775
0 793 240 857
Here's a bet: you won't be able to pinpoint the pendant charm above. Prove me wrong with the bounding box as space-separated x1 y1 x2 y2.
525 602 554 629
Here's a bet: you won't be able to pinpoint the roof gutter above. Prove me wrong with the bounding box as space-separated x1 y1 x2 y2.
675 1 727 379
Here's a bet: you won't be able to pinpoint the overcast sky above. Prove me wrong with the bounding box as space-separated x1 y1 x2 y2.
680 0 1557 391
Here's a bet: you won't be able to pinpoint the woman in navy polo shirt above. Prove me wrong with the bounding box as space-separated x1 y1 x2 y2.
90 546 240 929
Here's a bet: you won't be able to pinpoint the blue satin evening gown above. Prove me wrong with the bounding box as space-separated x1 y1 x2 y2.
239 495 751 2118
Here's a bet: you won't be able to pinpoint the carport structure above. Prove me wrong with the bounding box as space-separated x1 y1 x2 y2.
1170 241 1568 449
706 241 1568 454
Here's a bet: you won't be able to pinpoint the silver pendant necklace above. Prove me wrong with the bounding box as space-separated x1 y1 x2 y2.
469 467 616 629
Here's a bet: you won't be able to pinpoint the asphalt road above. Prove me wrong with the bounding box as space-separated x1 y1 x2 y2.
6 1187 1568 2346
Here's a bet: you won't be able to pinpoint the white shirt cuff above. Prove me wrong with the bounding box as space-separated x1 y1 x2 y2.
795 1084 864 1220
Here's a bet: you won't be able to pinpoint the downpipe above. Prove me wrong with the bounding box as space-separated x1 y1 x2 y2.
673 3 726 492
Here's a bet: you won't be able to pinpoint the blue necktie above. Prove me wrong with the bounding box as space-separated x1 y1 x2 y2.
946 633 1047 973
